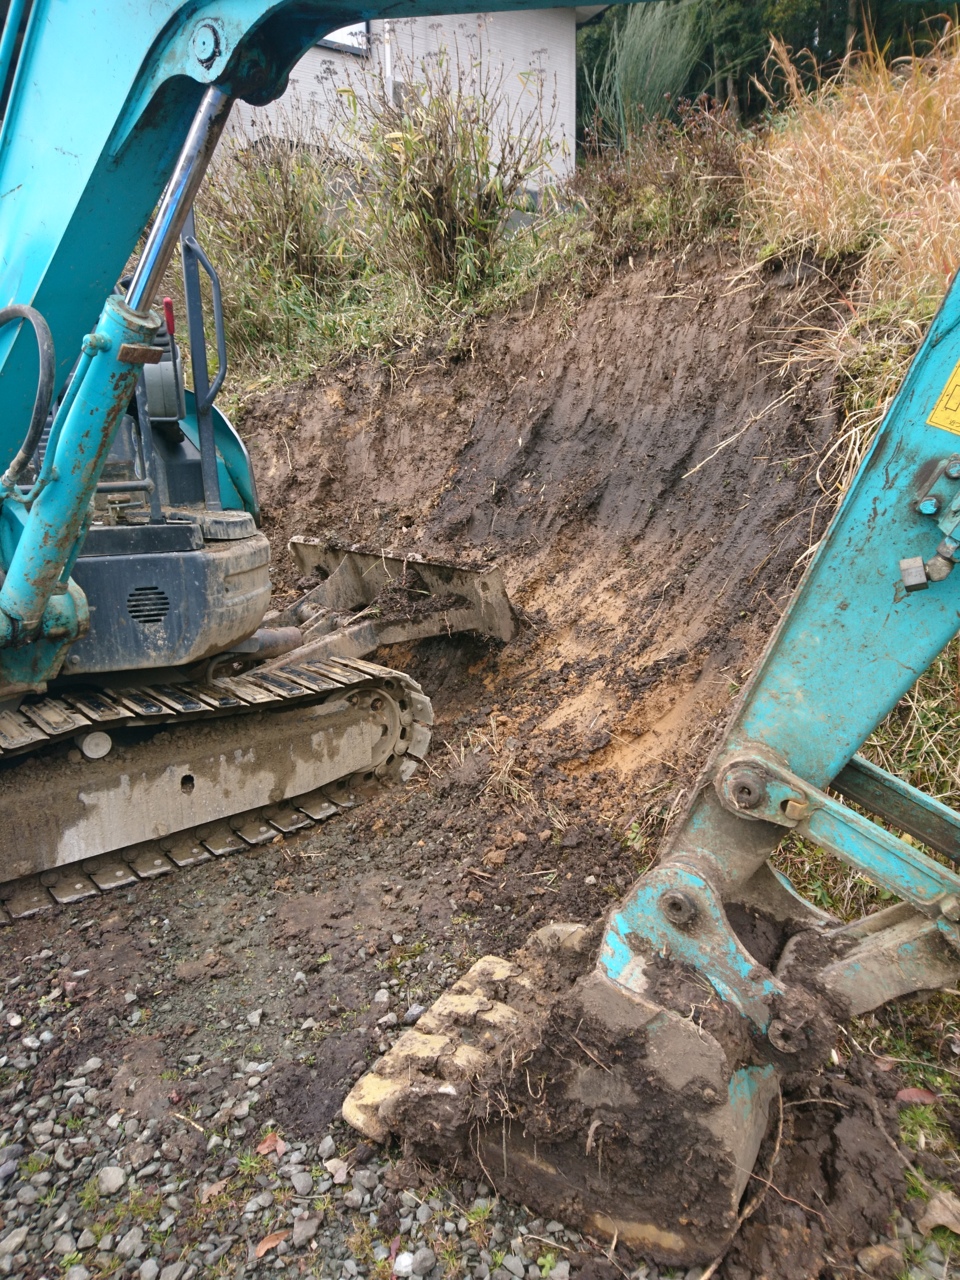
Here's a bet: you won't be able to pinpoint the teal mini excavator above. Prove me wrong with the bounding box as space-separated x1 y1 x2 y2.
7 1 960 1268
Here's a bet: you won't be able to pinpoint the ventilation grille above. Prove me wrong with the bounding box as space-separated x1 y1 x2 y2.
127 585 170 624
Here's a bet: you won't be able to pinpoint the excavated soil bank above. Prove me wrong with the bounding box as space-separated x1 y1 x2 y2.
244 248 939 1276
240 249 926 1275
0 249 947 1279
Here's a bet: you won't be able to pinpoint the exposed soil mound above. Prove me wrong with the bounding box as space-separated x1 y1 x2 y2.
249 248 837 801
238 251 922 1275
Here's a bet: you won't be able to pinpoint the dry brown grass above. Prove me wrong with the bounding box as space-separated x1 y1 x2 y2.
743 35 960 496
747 35 960 314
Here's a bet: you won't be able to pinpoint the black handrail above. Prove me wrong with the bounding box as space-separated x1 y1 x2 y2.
180 205 227 511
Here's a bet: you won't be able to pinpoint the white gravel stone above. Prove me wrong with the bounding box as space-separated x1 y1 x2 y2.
394 1252 415 1277
138 1263 160 1280
97 1165 126 1195
0 1225 28 1255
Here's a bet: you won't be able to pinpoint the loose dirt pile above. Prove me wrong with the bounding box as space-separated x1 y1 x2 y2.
0 249 949 1279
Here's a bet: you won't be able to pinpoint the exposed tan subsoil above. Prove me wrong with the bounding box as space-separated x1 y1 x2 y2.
1 249 945 1279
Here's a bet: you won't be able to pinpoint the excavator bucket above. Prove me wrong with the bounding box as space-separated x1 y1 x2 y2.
343 917 791 1266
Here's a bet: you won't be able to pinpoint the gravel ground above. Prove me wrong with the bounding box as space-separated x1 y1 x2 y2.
0 935 956 1280
0 970 706 1280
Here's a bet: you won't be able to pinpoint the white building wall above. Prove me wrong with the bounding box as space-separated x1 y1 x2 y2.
231 10 578 178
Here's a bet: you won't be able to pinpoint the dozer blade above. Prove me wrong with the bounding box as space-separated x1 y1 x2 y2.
272 538 516 665
343 923 782 1267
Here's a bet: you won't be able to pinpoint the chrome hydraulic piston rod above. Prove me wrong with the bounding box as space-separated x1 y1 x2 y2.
0 86 233 646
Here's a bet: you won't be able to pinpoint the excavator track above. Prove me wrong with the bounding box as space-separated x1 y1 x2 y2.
0 654 431 924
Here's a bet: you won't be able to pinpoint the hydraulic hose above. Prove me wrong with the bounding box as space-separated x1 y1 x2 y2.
0 304 55 490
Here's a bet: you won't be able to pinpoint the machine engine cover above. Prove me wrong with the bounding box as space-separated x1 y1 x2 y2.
67 529 270 671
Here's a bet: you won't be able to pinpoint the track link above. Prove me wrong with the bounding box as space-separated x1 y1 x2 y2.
0 654 432 924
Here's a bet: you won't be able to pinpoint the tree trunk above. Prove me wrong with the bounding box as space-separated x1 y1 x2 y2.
726 72 740 122
846 0 858 52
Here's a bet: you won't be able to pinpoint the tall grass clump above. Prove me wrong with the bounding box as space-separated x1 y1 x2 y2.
187 34 580 383
744 34 960 490
583 0 711 142
569 99 745 258
748 35 960 314
197 109 358 369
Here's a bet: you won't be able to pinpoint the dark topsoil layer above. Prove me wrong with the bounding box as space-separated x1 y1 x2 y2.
5 248 956 1278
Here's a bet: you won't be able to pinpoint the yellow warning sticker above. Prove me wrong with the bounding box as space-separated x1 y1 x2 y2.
929 358 960 434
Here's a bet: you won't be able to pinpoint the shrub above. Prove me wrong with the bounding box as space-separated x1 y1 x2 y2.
195 106 358 368
182 35 570 378
343 42 562 294
567 99 745 255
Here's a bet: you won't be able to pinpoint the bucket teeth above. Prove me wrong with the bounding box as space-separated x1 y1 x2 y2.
342 1075 406 1143
344 933 782 1268
343 958 531 1145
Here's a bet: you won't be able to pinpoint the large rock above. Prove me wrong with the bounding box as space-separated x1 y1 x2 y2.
97 1165 126 1195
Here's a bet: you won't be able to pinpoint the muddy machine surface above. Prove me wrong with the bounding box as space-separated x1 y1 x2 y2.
8 0 960 1269
0 1 529 901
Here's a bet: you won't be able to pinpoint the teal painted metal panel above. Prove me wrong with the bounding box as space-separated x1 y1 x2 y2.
180 392 254 515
